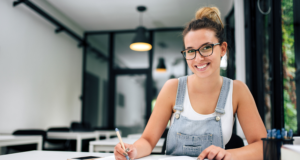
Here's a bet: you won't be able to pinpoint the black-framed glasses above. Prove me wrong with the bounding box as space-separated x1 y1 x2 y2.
181 43 220 60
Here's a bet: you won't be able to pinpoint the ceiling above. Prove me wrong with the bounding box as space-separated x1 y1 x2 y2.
45 0 233 90
46 0 234 31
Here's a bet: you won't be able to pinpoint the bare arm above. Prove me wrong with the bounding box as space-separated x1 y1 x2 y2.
227 80 267 160
133 79 178 158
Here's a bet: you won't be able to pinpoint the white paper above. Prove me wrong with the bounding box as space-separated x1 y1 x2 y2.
68 156 115 160
97 156 115 160
159 156 208 160
282 145 300 153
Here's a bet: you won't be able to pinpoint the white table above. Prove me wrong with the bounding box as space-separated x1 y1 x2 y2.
0 150 181 160
47 132 98 152
89 137 165 153
94 130 119 140
0 135 42 155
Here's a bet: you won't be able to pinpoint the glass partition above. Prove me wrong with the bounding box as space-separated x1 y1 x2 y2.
282 0 297 133
152 31 184 100
114 33 149 69
115 75 146 136
84 34 109 128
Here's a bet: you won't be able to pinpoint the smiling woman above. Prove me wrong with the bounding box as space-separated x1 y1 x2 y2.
114 6 266 160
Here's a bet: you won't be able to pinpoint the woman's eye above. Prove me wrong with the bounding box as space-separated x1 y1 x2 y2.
187 50 194 53
203 46 212 50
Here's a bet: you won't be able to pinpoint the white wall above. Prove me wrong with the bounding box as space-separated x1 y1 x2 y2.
0 0 84 133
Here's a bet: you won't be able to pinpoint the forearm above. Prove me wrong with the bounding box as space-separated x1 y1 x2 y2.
133 138 153 158
227 140 263 160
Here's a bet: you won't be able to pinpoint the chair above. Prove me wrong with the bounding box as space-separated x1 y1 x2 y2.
94 126 116 139
225 133 244 149
69 122 95 151
45 127 70 151
161 128 169 154
70 122 93 132
6 129 46 154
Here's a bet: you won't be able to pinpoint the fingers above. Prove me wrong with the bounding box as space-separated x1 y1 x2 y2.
114 143 129 160
198 145 213 160
124 143 133 153
214 149 225 160
223 152 232 160
198 145 231 160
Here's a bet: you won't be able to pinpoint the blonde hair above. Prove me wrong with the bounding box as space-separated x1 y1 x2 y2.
195 7 223 28
183 6 225 45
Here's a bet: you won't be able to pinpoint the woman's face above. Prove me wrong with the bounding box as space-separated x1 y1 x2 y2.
183 29 226 78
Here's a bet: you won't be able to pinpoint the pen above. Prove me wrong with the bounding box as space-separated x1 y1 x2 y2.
272 129 276 139
267 130 271 139
281 128 285 139
115 128 129 160
288 129 293 139
284 131 287 139
276 130 282 139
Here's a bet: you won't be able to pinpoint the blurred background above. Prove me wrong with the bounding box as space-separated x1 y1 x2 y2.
0 0 299 154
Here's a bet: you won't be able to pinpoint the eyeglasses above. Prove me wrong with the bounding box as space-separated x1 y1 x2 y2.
181 43 220 60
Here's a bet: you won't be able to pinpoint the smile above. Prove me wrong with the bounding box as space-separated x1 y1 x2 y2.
195 63 210 70
197 64 207 69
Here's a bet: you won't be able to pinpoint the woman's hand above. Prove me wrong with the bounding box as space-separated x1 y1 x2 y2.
197 145 232 160
114 143 137 160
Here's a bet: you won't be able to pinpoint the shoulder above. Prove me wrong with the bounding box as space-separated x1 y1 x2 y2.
162 76 189 92
158 77 186 107
164 78 179 88
160 78 179 97
232 80 251 94
232 80 253 113
232 80 248 89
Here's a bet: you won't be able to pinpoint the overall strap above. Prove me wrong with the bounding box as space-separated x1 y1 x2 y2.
215 77 231 114
173 76 188 111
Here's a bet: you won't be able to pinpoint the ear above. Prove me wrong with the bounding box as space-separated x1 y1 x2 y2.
220 42 227 57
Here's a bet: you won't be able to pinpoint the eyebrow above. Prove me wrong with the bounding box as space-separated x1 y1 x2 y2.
185 42 211 49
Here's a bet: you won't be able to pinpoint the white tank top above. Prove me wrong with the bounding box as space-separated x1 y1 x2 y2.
170 80 234 146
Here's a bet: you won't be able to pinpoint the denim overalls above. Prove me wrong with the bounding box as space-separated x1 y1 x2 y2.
166 76 231 157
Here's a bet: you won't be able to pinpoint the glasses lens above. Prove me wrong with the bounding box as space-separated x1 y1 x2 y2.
184 49 196 59
200 44 213 56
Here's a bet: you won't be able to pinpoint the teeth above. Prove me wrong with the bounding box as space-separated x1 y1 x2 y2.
197 64 208 69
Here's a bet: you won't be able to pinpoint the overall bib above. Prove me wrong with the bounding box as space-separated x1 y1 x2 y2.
166 76 231 157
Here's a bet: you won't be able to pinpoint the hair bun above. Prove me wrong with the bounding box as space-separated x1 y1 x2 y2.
195 7 223 28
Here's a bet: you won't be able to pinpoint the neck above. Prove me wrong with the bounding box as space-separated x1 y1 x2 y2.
189 73 223 93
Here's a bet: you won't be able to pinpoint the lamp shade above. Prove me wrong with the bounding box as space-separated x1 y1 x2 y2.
130 26 152 51
156 58 167 72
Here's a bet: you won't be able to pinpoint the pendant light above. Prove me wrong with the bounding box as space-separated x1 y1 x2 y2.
130 6 152 51
156 58 167 72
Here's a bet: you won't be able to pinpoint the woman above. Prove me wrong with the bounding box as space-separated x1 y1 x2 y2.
114 6 266 160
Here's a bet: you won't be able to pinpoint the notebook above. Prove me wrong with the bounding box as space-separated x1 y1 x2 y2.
94 155 209 160
159 156 208 160
281 145 300 160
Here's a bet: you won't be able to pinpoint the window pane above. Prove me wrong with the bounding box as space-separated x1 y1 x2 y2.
114 33 149 69
282 0 297 133
263 13 272 130
115 75 146 136
85 34 109 128
152 31 184 104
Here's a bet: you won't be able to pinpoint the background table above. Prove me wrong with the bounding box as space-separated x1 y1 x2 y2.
94 130 119 140
89 137 165 153
0 135 42 155
47 132 98 152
